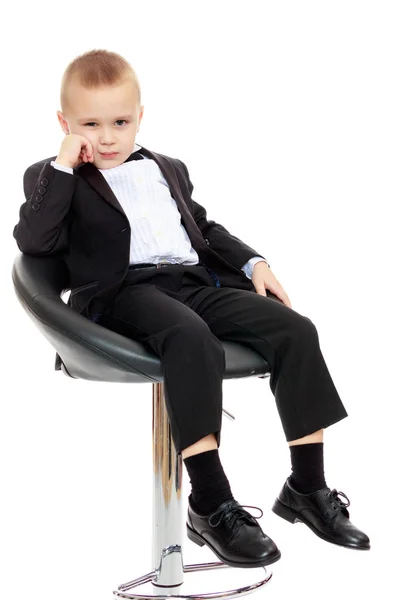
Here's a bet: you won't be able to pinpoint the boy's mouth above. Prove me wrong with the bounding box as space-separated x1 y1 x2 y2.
100 152 119 158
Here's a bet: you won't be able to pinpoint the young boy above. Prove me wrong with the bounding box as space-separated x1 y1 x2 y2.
13 49 370 569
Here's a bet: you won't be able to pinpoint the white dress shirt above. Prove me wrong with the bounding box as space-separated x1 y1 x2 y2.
50 144 266 279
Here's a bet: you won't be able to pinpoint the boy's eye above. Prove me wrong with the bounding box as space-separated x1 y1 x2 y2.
84 120 127 127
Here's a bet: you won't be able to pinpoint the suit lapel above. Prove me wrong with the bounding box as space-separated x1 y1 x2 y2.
76 145 208 253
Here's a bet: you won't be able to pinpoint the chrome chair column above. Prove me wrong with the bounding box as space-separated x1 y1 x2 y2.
113 382 273 599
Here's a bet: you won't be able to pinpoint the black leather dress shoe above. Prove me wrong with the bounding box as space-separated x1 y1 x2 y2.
186 494 281 568
272 477 370 550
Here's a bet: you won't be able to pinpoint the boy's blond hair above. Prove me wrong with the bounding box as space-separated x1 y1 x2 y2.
60 49 141 115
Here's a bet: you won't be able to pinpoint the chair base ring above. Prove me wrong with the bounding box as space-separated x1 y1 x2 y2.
113 561 272 599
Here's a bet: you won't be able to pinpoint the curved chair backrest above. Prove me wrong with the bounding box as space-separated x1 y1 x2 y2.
12 254 271 383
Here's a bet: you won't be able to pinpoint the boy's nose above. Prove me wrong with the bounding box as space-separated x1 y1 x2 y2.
100 137 116 144
99 129 116 143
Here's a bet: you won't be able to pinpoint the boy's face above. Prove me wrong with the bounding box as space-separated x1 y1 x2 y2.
56 78 144 169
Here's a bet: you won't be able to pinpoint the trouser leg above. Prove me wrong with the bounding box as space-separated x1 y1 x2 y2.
98 269 226 453
177 278 348 442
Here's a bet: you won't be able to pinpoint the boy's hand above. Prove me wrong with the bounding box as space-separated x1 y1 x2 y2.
252 261 292 308
55 133 94 169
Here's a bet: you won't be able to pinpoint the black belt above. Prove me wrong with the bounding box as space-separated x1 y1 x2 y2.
128 262 202 270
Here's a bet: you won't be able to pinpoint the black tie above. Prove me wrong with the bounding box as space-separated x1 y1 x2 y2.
123 151 144 163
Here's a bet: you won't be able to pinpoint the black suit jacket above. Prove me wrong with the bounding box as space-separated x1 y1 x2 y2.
13 145 268 370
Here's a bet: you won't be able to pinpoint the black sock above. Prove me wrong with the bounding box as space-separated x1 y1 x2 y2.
183 448 234 515
289 442 327 494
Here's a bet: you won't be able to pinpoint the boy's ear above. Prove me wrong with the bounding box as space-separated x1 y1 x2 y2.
137 105 144 130
56 110 69 134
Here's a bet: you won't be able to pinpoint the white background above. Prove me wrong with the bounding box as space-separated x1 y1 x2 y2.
1 0 399 598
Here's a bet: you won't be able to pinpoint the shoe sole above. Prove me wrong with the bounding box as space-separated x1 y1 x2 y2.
186 524 282 568
271 498 370 551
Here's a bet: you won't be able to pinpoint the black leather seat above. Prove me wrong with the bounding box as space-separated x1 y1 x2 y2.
12 253 274 599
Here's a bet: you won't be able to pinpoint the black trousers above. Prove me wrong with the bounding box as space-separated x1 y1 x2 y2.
98 264 348 454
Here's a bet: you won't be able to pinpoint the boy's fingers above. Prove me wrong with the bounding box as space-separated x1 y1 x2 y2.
82 145 92 161
81 139 93 161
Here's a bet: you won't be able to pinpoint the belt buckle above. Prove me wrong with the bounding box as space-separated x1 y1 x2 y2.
157 260 170 269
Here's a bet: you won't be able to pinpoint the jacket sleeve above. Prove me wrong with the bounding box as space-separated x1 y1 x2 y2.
177 159 268 271
13 161 78 255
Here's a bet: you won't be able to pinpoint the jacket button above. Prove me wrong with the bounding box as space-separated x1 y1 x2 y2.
32 202 40 211
38 185 46 195
35 194 43 203
40 178 49 186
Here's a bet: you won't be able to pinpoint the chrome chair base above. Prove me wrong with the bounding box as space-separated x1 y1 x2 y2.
113 562 272 599
113 382 274 599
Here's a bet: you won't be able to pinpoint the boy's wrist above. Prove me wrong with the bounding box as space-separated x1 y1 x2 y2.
55 156 74 169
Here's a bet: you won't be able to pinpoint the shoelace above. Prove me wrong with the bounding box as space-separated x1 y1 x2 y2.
208 501 264 529
327 488 351 512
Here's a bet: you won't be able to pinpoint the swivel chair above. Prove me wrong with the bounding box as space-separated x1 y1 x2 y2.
12 253 274 600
